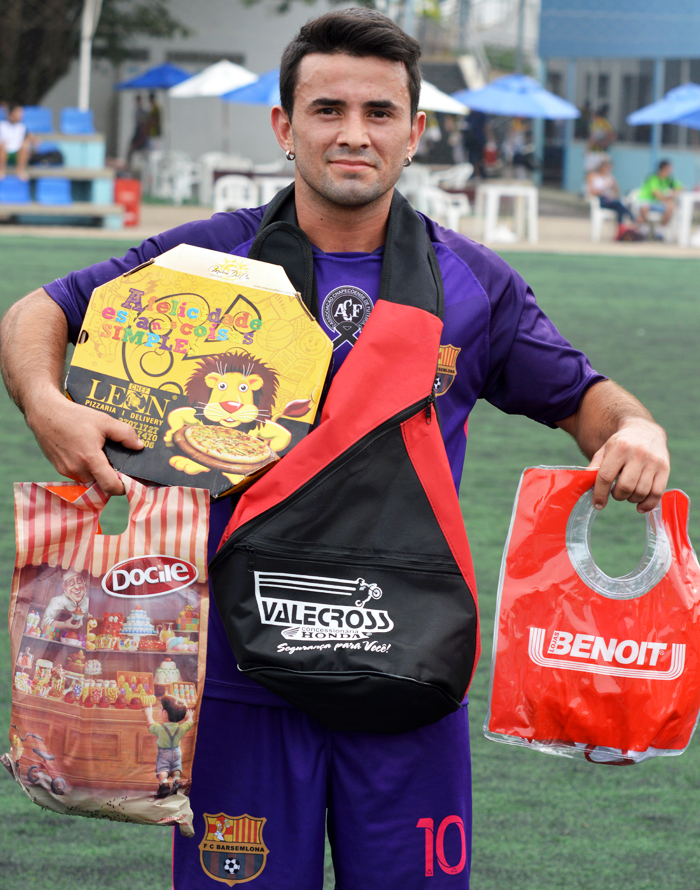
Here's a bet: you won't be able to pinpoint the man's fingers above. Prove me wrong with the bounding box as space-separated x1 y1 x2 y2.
634 472 667 514
104 417 144 451
589 446 617 510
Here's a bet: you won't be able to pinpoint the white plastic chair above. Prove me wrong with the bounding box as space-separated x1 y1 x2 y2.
255 176 294 206
153 152 202 205
397 163 432 212
629 187 679 240
199 152 253 205
213 174 260 213
429 163 474 191
588 196 618 242
422 185 471 233
252 159 287 175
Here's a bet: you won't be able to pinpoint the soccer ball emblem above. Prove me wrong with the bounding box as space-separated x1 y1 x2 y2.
224 858 241 875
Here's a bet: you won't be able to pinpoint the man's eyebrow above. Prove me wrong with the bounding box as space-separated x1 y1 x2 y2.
308 98 399 110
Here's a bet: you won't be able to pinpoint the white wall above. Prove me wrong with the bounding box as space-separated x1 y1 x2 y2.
41 0 337 164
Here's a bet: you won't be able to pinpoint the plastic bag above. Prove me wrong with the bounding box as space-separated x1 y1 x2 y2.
2 476 209 834
485 466 700 764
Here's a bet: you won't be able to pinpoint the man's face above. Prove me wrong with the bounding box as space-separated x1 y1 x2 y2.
275 53 425 208
63 572 86 604
660 164 672 178
8 107 23 124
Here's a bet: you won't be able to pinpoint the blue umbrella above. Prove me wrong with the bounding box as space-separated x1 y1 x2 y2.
115 63 191 91
675 109 700 130
626 83 700 126
452 74 579 120
627 83 700 125
222 68 281 106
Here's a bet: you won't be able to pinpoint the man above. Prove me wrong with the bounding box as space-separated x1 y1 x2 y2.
0 104 36 180
41 568 89 631
638 158 683 233
0 9 668 889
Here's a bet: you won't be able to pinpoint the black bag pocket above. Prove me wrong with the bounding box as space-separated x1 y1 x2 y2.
210 541 477 733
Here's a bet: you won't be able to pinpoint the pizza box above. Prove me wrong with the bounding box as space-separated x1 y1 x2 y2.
65 244 333 499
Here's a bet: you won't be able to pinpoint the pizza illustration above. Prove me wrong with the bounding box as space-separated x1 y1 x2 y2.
174 425 275 473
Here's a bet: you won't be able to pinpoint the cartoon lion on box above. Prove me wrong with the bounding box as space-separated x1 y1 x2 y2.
165 351 310 480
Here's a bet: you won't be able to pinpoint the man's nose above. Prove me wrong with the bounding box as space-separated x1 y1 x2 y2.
337 113 370 149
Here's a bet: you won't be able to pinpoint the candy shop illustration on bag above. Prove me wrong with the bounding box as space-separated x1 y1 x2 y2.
2 476 209 834
485 466 700 765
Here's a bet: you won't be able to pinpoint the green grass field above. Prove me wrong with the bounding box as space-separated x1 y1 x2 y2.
0 236 699 889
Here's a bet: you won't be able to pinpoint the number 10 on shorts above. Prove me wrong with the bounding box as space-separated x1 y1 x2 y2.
416 817 467 876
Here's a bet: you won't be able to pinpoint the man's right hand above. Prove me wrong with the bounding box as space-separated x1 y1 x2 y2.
25 388 144 496
0 288 144 497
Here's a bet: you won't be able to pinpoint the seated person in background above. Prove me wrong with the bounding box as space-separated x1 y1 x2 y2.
0 105 36 180
586 157 639 240
638 159 683 235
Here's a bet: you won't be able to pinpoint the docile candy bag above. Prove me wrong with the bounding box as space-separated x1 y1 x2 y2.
2 476 209 835
485 466 700 765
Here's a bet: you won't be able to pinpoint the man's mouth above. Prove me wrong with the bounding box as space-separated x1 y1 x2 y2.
330 159 374 171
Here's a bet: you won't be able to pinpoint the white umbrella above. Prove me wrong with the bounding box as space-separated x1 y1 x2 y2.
169 60 258 98
419 81 468 115
169 60 259 153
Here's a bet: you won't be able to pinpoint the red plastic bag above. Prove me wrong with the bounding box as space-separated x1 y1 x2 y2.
485 466 700 764
3 476 209 833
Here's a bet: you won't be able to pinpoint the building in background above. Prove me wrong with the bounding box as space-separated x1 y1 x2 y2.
39 0 334 166
541 0 700 193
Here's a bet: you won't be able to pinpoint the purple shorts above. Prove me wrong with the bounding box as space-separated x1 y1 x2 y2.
173 696 472 889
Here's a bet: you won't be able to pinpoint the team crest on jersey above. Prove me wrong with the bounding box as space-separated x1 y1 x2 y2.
434 344 461 395
322 285 373 350
199 813 269 885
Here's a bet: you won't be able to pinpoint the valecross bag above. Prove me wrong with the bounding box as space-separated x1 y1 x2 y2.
209 186 480 734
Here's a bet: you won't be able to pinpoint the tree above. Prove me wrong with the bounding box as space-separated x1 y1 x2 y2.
0 0 189 106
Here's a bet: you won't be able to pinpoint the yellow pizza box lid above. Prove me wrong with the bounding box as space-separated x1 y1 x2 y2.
65 244 333 499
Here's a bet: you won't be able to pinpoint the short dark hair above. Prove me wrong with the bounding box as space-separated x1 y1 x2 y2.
658 159 672 171
161 694 187 723
279 8 422 120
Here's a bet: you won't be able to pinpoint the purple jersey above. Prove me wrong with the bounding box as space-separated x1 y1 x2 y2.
44 205 604 710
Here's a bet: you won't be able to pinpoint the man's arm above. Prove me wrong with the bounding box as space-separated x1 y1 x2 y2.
556 379 669 513
0 288 143 496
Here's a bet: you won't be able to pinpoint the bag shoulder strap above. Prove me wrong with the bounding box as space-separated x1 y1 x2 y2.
247 183 444 322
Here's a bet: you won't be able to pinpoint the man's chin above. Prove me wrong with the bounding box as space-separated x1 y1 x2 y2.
315 178 391 208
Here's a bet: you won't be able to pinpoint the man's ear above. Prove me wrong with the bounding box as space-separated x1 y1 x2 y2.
407 111 427 159
271 105 294 156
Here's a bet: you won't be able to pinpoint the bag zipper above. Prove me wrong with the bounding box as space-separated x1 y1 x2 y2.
241 540 459 575
212 393 436 564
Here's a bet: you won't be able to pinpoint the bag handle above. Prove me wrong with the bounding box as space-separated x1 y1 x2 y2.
565 487 672 599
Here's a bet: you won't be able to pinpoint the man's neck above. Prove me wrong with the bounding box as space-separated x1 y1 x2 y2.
293 180 393 253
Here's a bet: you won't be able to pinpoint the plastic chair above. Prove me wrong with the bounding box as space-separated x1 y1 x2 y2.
199 152 253 205
256 176 294 206
397 163 432 212
59 107 95 135
0 176 31 203
422 185 471 233
429 163 474 191
36 178 73 205
152 151 201 205
213 174 260 213
588 196 618 241
22 106 54 133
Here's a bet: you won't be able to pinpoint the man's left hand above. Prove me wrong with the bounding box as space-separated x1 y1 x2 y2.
586 416 669 513
557 380 670 514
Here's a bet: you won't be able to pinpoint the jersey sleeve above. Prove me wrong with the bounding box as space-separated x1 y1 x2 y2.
43 209 264 343
425 221 605 427
482 273 606 426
